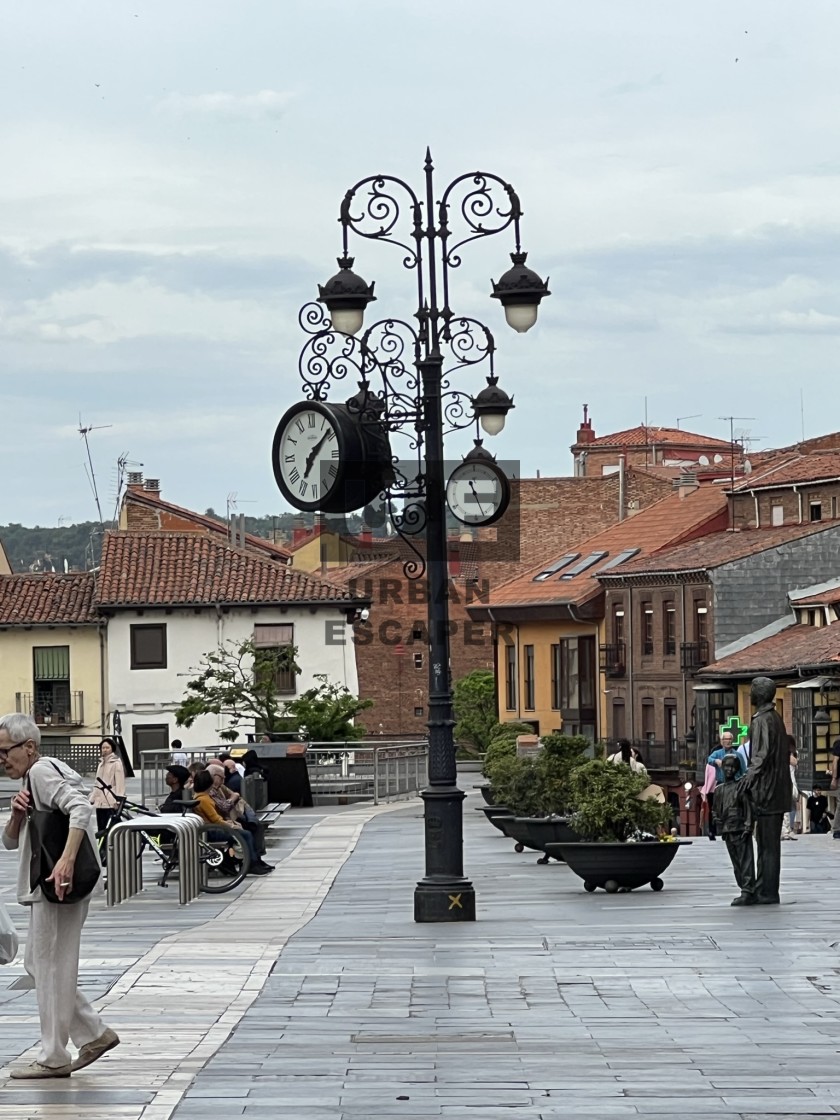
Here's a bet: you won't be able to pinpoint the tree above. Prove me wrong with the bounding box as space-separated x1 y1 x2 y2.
452 669 499 755
175 638 301 742
283 675 374 741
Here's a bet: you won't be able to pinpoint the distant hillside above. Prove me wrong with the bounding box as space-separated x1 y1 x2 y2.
0 510 372 573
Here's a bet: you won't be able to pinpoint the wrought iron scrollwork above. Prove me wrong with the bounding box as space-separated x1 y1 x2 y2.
340 174 424 274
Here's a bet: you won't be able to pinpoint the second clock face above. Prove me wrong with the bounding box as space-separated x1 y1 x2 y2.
277 406 341 508
446 460 510 526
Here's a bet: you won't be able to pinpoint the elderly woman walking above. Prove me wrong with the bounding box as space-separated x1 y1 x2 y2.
90 736 126 833
0 714 119 1078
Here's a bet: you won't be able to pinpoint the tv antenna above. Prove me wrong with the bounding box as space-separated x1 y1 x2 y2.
676 414 701 430
78 416 112 525
719 415 755 529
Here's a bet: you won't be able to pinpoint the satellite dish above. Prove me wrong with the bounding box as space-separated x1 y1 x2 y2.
698 455 709 466
713 454 724 464
744 460 752 474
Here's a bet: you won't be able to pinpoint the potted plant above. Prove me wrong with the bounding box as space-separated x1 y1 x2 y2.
544 759 688 892
482 734 589 860
474 721 539 824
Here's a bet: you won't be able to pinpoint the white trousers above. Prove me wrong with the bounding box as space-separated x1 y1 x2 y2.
23 899 107 1068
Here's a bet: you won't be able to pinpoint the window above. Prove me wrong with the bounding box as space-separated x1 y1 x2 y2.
412 627 424 640
559 636 596 711
551 644 561 710
612 700 626 740
414 706 424 717
832 496 838 520
413 653 424 670
597 548 641 573
612 606 625 647
533 553 579 582
771 504 784 526
131 723 170 767
694 604 708 645
560 551 609 579
504 644 517 710
642 604 654 655
665 701 678 750
130 624 167 670
641 700 655 744
663 603 676 656
524 645 535 710
810 501 822 523
253 623 296 694
33 646 71 725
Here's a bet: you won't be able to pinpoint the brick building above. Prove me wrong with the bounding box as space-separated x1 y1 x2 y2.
729 450 840 529
598 519 840 765
570 406 739 479
329 539 493 737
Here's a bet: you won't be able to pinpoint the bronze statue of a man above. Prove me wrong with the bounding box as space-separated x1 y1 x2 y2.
740 676 791 905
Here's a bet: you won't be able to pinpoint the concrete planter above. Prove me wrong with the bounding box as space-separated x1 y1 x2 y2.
496 816 579 863
475 805 512 834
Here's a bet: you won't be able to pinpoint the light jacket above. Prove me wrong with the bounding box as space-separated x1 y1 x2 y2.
90 754 126 808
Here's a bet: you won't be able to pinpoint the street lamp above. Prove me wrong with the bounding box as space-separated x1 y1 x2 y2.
274 149 548 923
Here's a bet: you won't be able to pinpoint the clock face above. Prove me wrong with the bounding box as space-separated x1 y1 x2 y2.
275 405 341 509
446 460 509 526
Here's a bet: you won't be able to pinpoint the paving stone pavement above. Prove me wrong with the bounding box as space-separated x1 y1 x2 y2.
4 792 840 1119
172 801 840 1120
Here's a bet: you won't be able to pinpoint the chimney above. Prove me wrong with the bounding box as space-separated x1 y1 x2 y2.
447 538 461 577
618 454 626 522
126 471 144 491
359 526 372 545
292 515 309 547
576 403 595 445
674 469 699 499
143 478 161 494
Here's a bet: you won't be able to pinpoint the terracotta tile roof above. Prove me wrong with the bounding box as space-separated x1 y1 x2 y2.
0 573 97 625
582 425 734 451
731 450 840 491
96 533 365 608
703 621 840 676
610 521 840 577
123 488 291 561
479 485 728 610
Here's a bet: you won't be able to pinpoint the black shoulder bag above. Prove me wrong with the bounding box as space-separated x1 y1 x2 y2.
27 761 101 904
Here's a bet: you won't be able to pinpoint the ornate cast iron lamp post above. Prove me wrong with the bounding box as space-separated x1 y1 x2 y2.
274 149 548 922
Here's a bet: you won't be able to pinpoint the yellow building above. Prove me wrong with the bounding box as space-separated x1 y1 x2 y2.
0 573 106 756
287 521 397 573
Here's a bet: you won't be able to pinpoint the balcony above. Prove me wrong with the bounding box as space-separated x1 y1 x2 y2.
599 642 626 678
680 641 709 674
16 691 85 727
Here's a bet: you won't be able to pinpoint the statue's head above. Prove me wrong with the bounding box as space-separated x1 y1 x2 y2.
750 676 776 707
721 753 740 781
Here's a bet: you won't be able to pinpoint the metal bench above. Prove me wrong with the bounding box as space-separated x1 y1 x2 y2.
257 801 291 827
106 813 204 906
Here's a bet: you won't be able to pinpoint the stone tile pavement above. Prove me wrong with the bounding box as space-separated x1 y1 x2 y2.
2 792 840 1119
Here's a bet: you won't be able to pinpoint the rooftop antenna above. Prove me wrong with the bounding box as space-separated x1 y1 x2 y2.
719 415 754 530
676 414 701 430
78 416 112 525
800 388 806 443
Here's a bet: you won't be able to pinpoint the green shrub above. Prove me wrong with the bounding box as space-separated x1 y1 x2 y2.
567 759 672 842
484 734 590 816
482 722 538 774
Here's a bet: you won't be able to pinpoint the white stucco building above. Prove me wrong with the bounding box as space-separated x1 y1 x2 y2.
98 531 367 763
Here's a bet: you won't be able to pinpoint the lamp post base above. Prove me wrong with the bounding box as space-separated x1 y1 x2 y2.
414 877 476 922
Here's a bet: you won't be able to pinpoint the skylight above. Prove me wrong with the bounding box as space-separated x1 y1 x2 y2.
596 547 641 573
533 553 580 582
560 550 609 579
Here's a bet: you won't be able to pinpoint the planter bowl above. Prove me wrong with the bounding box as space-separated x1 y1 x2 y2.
473 782 495 805
544 839 691 892
494 816 579 861
475 805 512 834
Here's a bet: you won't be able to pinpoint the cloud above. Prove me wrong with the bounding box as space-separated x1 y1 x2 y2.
156 89 296 121
604 73 666 98
720 308 840 335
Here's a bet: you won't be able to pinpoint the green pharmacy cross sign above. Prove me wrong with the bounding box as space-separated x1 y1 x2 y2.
720 715 750 745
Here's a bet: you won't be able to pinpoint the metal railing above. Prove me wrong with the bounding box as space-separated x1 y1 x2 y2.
599 643 626 678
16 690 85 727
39 735 107 776
306 741 428 805
680 641 709 673
140 747 230 804
106 813 203 906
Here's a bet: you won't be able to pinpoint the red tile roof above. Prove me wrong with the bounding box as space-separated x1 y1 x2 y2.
478 485 728 611
0 573 97 625
731 450 840 491
703 621 840 676
789 582 840 607
610 521 840 577
96 533 365 608
581 425 734 451
123 488 292 561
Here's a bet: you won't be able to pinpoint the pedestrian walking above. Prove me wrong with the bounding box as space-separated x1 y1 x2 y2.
90 737 126 833
607 740 648 776
0 713 119 1078
783 737 799 839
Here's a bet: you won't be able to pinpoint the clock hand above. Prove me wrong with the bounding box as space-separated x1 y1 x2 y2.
304 431 330 478
468 480 487 515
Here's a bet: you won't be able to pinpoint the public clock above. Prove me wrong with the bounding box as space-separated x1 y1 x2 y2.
445 455 510 526
271 400 391 514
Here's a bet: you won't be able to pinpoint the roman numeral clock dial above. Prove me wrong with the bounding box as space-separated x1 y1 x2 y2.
271 400 392 515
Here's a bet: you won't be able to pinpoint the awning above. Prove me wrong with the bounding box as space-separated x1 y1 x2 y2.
692 682 732 691
789 676 833 690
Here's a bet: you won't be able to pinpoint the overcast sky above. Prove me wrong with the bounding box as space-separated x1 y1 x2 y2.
3 1 840 524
